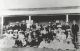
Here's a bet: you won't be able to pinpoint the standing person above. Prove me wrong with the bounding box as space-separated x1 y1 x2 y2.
14 22 21 31
71 20 79 48
65 22 70 38
21 20 27 31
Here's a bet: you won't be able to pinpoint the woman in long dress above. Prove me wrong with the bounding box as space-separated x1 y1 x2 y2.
49 37 60 49
64 32 75 50
0 30 15 48
53 27 66 50
56 32 66 50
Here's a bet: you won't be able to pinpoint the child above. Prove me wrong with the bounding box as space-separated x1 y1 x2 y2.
17 31 26 47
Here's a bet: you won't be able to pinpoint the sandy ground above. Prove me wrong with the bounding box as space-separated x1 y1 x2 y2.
0 48 77 51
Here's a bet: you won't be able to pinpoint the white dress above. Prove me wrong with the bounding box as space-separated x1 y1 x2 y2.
56 32 67 50
66 34 72 42
0 34 15 48
38 41 46 48
39 40 51 48
44 42 51 48
64 34 75 50
27 34 32 42
64 42 75 50
50 39 60 49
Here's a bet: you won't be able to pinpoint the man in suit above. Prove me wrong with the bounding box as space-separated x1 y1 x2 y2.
71 20 79 48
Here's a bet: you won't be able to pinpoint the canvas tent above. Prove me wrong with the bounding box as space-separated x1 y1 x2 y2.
0 0 80 35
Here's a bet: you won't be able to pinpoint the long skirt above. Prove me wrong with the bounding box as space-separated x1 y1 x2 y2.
0 37 15 48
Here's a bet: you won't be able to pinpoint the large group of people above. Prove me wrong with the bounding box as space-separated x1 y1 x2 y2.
0 20 79 50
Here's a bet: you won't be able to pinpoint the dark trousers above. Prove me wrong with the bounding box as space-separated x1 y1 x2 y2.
65 31 68 38
72 32 78 48
73 33 78 43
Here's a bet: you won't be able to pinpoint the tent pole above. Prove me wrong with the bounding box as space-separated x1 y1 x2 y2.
1 16 3 36
29 16 31 23
29 16 31 28
66 14 69 22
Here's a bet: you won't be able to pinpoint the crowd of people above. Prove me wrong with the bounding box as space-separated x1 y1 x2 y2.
0 20 79 50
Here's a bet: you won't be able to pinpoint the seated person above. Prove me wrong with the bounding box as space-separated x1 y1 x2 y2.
38 38 50 48
27 33 33 47
66 32 72 42
16 31 26 47
0 30 15 48
64 32 75 50
31 38 40 47
50 37 60 49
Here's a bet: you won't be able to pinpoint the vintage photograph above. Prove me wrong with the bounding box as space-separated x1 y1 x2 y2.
0 0 80 51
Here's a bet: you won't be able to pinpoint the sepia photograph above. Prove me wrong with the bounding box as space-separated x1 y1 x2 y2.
0 0 80 51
